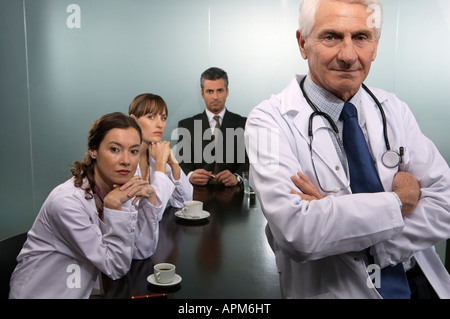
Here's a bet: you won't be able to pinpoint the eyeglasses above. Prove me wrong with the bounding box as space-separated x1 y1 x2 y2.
309 112 350 194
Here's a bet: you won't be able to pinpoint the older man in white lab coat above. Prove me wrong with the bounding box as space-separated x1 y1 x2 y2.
245 0 450 299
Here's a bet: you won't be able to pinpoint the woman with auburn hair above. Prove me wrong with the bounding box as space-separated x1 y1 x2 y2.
9 112 172 298
129 93 192 208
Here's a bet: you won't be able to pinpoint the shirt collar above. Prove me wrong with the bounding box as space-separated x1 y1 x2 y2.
205 108 226 126
303 74 363 123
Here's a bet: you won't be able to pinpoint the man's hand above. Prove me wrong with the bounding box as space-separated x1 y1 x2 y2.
290 172 324 201
214 170 239 187
392 172 421 217
190 169 214 186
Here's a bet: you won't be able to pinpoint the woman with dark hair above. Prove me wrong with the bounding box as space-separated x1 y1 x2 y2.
129 94 192 208
9 112 171 298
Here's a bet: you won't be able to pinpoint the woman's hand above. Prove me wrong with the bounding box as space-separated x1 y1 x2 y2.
167 148 181 180
149 141 171 173
290 172 324 202
104 176 157 210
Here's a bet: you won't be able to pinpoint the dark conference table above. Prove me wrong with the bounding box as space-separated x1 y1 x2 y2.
104 185 281 299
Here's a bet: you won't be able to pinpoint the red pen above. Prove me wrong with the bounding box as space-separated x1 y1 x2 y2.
131 293 168 299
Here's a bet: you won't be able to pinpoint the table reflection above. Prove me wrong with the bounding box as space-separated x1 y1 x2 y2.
105 185 280 299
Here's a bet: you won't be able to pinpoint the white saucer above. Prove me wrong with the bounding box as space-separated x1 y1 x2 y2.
147 274 182 286
175 210 210 220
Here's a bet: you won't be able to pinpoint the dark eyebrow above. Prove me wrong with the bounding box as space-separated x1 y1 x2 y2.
108 141 122 147
318 29 374 39
108 141 141 149
318 29 344 38
352 29 374 39
148 112 167 117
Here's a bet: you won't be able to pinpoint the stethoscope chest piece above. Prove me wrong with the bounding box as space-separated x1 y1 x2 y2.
382 150 401 168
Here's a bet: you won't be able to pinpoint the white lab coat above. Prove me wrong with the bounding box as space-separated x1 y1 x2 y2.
136 156 193 209
245 75 450 299
9 175 175 299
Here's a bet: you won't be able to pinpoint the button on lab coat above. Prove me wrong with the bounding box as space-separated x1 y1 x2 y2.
245 75 450 299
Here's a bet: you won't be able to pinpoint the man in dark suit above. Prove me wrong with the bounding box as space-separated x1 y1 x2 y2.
176 67 249 186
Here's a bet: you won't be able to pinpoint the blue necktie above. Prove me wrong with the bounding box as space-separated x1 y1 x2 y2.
340 102 411 299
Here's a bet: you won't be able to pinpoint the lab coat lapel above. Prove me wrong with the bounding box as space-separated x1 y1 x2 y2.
282 84 349 191
298 112 349 190
361 89 392 191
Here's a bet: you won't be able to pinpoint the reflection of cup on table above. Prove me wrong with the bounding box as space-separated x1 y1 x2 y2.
242 171 255 195
154 263 176 284
181 200 203 217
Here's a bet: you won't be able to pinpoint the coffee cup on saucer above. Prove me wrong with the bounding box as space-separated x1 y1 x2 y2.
154 263 176 284
181 200 203 218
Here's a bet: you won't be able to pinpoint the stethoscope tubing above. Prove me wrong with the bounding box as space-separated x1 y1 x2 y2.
300 76 402 169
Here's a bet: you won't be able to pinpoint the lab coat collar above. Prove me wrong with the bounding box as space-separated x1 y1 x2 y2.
362 87 384 158
279 75 391 138
279 75 329 142
279 75 390 113
278 75 349 192
361 86 392 191
278 75 317 140
277 75 394 193
279 75 309 116
279 75 336 136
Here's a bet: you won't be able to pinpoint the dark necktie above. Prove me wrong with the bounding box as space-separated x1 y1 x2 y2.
212 116 221 175
340 102 410 299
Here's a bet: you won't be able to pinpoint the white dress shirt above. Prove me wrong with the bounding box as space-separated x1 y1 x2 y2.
205 108 225 130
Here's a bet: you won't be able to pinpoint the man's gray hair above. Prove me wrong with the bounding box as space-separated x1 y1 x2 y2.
200 67 229 90
299 0 383 39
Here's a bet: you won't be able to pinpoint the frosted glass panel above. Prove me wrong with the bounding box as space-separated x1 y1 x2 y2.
1 0 449 271
24 0 210 207
365 0 399 91
395 0 450 161
0 0 35 238
209 0 306 115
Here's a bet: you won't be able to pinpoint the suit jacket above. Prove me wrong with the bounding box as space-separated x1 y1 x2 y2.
177 109 249 177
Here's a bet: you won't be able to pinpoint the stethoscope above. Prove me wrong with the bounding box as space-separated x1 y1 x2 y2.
300 76 404 170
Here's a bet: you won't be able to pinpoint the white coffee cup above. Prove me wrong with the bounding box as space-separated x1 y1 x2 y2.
154 263 176 284
181 200 203 217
